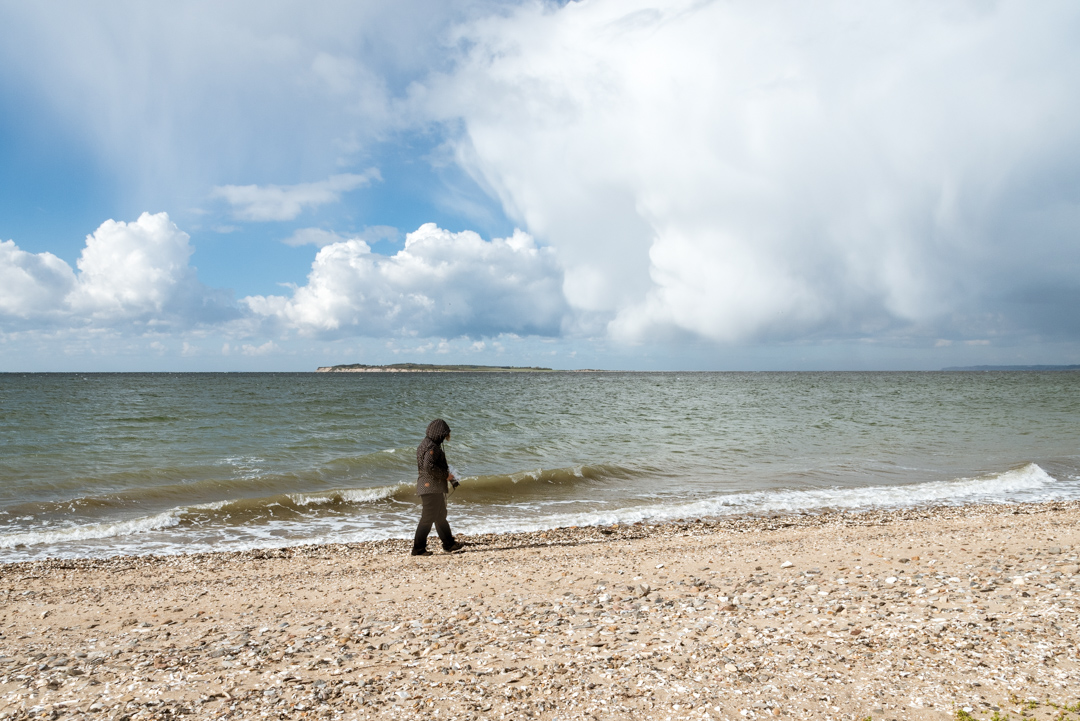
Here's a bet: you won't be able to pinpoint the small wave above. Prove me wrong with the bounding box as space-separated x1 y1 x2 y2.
3 462 1068 559
0 511 182 549
179 483 414 520
0 464 625 551
0 482 411 551
450 463 641 497
0 450 417 519
284 484 411 507
452 462 1062 535
0 461 629 553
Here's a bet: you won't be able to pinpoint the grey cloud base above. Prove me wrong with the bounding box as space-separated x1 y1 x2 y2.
423 0 1080 349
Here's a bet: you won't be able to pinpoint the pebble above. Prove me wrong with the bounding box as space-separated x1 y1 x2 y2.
0 500 1077 721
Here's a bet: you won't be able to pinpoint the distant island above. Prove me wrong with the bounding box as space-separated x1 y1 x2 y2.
316 363 556 373
942 365 1080 371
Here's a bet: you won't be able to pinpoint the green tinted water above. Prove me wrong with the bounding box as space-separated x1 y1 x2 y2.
1 371 1078 561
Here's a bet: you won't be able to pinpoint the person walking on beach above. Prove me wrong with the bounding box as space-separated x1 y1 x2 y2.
412 419 465 556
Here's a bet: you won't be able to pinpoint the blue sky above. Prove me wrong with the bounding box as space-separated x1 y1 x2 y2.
1 0 1079 371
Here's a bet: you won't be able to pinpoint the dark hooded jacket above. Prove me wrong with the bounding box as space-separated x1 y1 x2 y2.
416 419 451 495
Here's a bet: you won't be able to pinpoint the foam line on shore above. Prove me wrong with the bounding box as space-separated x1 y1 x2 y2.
0 510 183 549
450 462 1061 536
0 462 1067 558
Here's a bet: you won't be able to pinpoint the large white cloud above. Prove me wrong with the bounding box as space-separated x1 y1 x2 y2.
0 213 235 328
4 0 1079 364
420 0 1080 344
245 222 567 337
0 242 76 320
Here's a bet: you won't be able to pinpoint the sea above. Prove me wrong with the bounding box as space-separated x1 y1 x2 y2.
1 371 1079 564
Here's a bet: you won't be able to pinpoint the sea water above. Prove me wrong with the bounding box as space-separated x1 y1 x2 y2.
1 371 1078 563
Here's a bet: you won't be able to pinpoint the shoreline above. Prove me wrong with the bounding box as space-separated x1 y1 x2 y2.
2 500 1078 720
2 500 1077 571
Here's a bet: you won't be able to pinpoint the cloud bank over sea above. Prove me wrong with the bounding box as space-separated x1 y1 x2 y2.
2 215 564 338
1 0 1079 369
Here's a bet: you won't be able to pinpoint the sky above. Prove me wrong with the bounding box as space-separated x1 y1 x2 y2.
1 0 1079 371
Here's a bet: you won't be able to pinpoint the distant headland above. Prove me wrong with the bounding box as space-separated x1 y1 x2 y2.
942 364 1080 371
316 363 558 373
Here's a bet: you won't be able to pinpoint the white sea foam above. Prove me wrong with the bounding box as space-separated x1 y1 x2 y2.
187 498 236 512
509 469 544 484
452 462 1067 536
339 485 409 503
285 483 407 507
222 456 267 480
0 510 182 549
0 483 408 556
2 463 1075 563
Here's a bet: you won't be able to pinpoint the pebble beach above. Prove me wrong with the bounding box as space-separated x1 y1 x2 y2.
2 502 1079 721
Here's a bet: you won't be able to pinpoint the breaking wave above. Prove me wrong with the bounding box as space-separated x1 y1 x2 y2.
3 462 1071 559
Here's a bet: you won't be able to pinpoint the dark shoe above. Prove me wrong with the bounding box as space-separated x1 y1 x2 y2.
411 549 432 556
444 542 465 553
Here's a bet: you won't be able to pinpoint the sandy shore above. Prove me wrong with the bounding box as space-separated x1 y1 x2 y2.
2 502 1079 721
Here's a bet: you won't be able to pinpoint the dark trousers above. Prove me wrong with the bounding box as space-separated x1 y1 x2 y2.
413 492 455 552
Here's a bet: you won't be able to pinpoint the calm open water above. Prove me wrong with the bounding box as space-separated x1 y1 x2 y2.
1 371 1078 563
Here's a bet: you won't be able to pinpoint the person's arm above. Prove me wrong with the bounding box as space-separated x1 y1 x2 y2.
431 446 451 486
438 450 459 487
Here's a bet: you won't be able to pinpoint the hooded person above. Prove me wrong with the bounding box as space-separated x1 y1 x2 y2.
412 419 465 556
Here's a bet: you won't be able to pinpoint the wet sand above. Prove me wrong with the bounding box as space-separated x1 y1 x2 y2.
2 501 1079 720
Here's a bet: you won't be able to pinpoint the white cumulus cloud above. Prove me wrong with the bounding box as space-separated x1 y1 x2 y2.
244 223 566 338
422 0 1080 345
212 170 381 222
70 213 200 317
0 241 76 320
0 212 236 328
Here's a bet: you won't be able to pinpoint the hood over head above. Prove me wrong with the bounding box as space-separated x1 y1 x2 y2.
425 418 451 443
